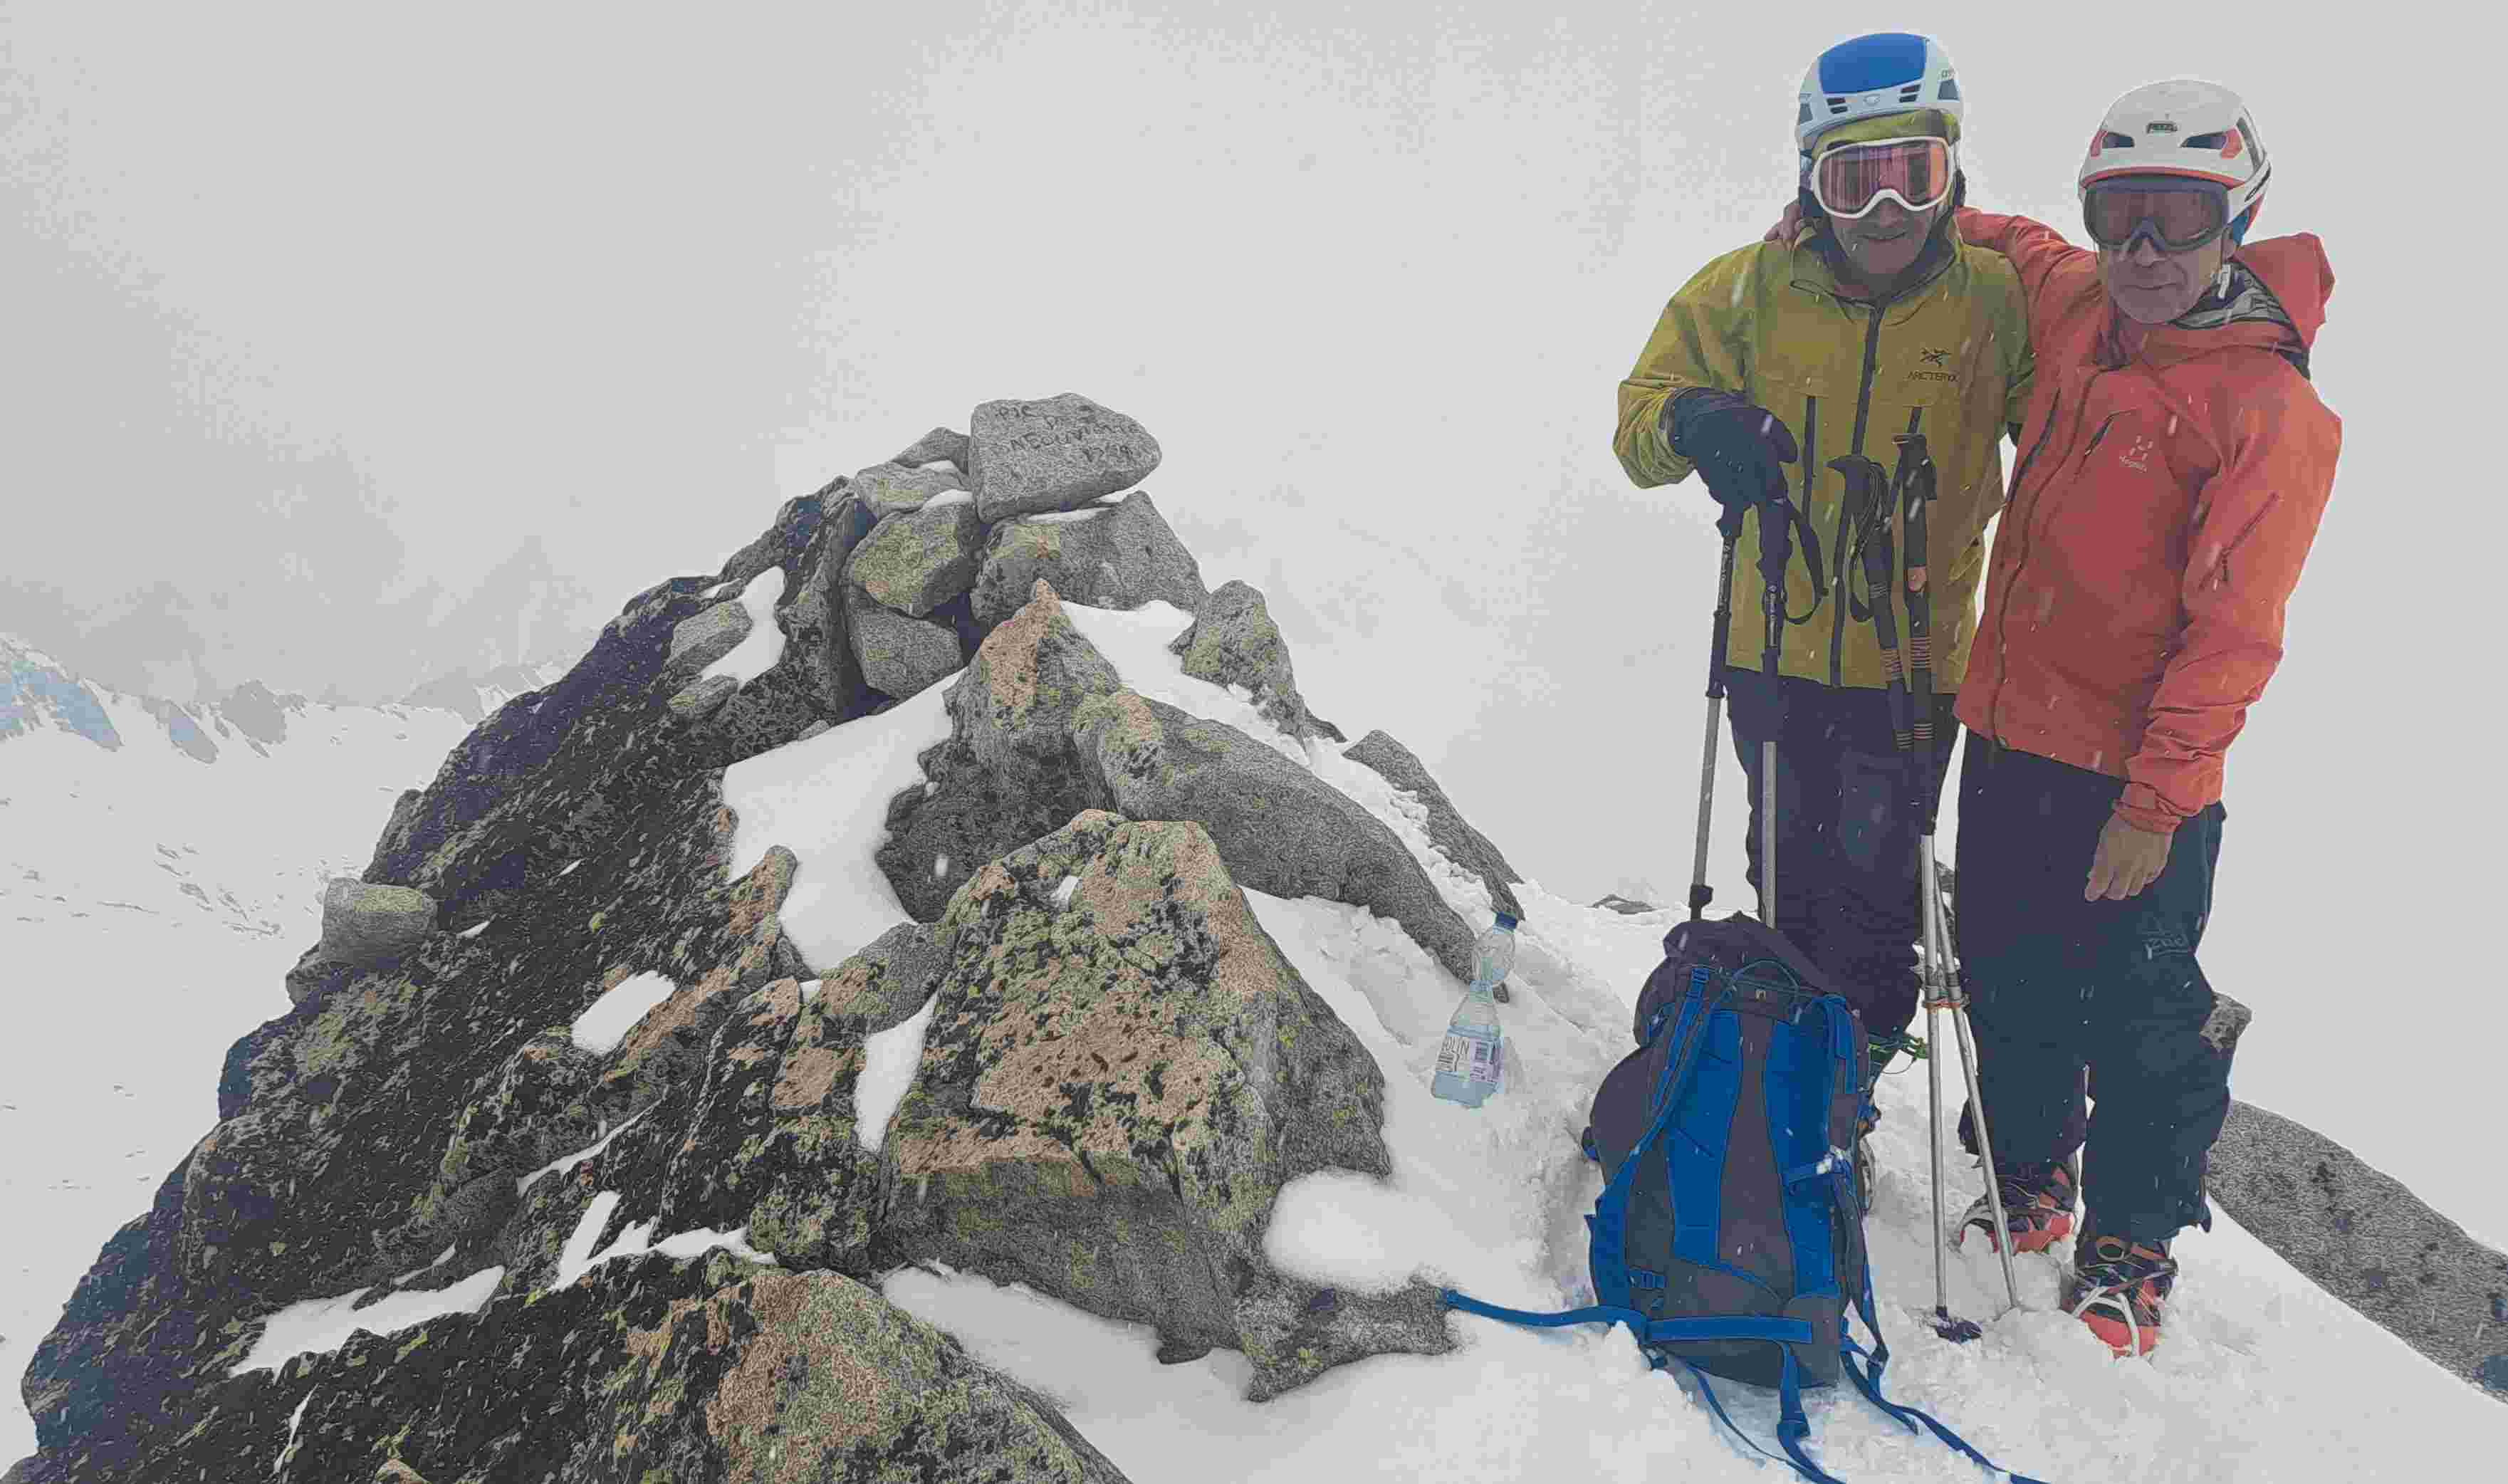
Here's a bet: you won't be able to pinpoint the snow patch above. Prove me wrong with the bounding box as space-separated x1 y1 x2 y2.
553 1191 776 1290
932 855 950 881
854 996 939 1152
558 858 583 878
274 1388 313 1475
722 679 954 968
1028 506 1107 524
457 919 491 940
517 1109 649 1194
1050 875 1079 910
229 1265 504 1376
570 972 676 1055
699 565 788 686
921 488 973 509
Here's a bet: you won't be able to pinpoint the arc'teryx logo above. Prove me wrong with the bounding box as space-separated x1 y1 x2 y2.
2120 434 2156 472
1918 348 1951 365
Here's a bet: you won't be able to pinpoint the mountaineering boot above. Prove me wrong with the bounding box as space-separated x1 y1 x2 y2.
1955 1155 2077 1255
2064 1227 2178 1357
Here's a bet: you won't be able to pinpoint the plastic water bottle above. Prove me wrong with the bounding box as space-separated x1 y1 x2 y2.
1432 913 1519 1108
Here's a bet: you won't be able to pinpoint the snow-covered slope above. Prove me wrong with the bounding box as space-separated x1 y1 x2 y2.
12 610 2504 1477
906 606 2499 1480
0 637 495 1461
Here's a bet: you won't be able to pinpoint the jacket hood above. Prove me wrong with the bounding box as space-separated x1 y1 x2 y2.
2234 232 2334 349
2104 231 2333 372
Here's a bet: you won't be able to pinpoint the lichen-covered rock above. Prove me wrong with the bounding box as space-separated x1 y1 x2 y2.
714 491 825 595
879 583 1474 981
815 921 950 1033
728 981 881 1270
420 1030 603 1228
881 810 1451 1399
318 879 437 967
1344 729 1526 921
893 424 971 471
594 845 804 1114
159 1253 1131 1484
1075 694 1476 982
2209 1099 2508 1401
666 672 739 721
849 590 965 701
852 459 971 516
968 393 1161 521
31 762 828 1472
666 599 753 675
1167 578 1337 742
848 500 986 618
783 493 879 719
946 579 1123 781
970 491 1209 625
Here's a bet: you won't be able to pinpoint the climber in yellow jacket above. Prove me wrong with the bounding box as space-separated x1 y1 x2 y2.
1614 31 2032 1060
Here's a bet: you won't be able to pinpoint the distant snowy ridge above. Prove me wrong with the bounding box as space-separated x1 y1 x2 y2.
2 633 570 759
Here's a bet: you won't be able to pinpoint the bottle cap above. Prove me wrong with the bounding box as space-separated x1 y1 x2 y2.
1493 912 1519 931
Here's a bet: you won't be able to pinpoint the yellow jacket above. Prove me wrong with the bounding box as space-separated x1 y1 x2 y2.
1615 224 2034 689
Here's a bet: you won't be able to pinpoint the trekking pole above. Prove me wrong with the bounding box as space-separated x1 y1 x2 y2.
1753 485 1797 934
1688 533 1739 921
1896 430 2023 1320
1835 451 1968 1339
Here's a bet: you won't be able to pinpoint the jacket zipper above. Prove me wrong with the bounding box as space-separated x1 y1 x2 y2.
1983 374 2105 743
1827 303 1888 686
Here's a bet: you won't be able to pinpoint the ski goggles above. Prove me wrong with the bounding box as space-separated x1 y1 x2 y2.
2081 177 2232 254
1808 135 1957 220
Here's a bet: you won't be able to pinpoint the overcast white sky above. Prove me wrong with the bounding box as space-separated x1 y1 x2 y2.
7 2 2504 1237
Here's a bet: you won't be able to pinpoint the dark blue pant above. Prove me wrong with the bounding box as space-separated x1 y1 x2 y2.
1725 667 1955 1043
1954 731 2237 1244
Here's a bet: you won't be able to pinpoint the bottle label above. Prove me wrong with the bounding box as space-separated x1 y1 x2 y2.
1438 1028 1503 1087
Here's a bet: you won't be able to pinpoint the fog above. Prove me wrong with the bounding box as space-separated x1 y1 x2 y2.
6 2 2501 1239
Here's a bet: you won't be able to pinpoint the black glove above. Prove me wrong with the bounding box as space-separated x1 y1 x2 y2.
1663 388 1800 538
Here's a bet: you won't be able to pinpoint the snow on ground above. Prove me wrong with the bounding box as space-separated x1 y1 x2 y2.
569 970 677 1054
700 565 788 686
19 602 2507 1473
720 677 954 968
229 1266 506 1377
872 602 2508 1482
855 997 939 1153
551 1191 778 1290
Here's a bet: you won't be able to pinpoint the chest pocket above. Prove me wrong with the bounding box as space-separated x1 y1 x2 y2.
2039 401 2220 609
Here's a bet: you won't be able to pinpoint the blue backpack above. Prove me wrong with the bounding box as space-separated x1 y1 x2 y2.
1441 914 2049 1484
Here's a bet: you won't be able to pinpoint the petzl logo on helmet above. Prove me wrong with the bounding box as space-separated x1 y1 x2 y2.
2146 120 2180 134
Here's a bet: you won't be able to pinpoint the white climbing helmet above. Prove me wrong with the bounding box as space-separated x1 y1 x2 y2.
2077 78 2271 236
1796 32 1963 152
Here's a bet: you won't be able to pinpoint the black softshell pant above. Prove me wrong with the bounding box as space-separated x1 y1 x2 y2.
1954 731 2238 1244
1725 667 1955 1043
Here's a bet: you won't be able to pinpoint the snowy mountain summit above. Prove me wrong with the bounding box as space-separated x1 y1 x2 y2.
13 393 2506 1483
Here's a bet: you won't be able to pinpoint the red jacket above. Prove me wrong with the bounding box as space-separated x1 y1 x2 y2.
1954 210 2341 832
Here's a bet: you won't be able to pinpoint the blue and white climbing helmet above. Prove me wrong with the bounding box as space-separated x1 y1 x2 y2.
1796 33 1963 152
